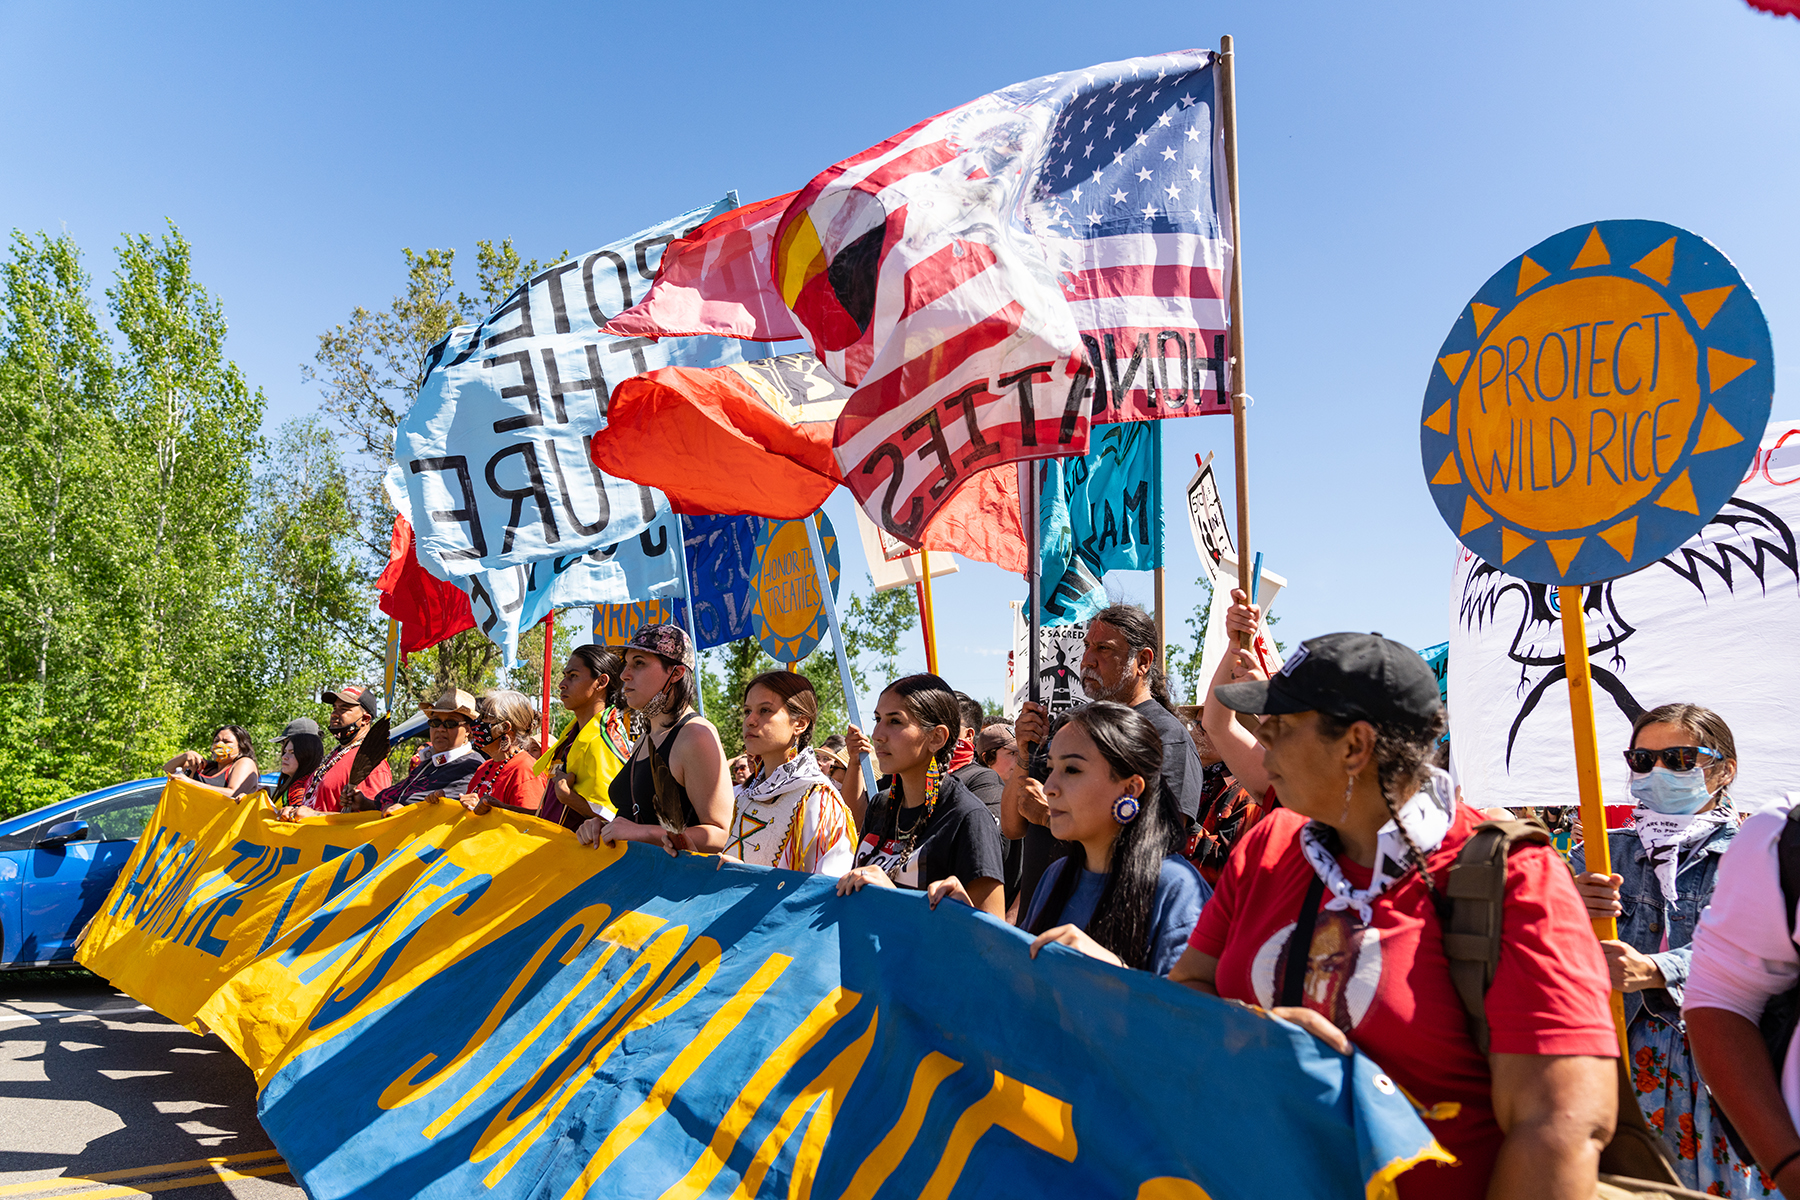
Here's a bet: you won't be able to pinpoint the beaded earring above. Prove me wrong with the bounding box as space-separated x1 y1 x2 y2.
1112 794 1141 824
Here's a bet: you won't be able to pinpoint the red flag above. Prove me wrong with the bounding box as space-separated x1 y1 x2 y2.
921 464 1027 575
604 194 805 342
375 515 474 656
591 353 848 518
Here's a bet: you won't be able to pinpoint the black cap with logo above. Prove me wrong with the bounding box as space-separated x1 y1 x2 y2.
1214 632 1443 729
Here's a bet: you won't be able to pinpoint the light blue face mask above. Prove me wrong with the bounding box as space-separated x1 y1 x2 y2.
1628 765 1714 815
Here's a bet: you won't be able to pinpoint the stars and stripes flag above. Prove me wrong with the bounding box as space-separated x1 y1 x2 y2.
772 49 1232 546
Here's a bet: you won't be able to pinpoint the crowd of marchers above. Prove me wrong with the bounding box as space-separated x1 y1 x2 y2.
161 596 1800 1200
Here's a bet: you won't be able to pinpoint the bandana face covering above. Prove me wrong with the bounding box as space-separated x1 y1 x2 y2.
1298 767 1457 923
1633 799 1731 952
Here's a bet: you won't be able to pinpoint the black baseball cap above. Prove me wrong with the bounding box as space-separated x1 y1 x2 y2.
280 717 322 740
1215 632 1443 729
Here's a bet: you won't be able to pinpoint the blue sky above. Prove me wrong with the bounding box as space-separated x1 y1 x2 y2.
2 0 1794 714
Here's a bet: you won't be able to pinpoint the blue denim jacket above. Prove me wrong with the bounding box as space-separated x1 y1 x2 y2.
1570 819 1737 1026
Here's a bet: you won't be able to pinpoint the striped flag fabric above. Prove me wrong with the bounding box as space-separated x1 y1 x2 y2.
773 50 1233 547
604 194 805 342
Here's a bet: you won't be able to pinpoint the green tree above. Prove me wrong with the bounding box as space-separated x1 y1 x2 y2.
107 222 267 771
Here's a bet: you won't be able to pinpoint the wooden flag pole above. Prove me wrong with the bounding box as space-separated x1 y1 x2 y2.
919 549 940 675
1218 34 1253 651
1559 584 1631 1056
1152 421 1166 669
383 618 400 714
540 614 555 746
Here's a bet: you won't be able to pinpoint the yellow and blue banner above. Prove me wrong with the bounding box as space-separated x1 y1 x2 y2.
81 779 1447 1199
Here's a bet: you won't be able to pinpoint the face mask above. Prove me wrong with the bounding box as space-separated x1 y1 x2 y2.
1628 765 1713 815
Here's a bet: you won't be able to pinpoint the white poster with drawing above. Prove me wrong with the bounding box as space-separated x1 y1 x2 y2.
1449 418 1800 812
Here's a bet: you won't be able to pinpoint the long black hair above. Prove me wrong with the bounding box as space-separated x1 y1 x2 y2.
1027 701 1169 971
569 643 627 711
274 732 324 797
881 674 962 768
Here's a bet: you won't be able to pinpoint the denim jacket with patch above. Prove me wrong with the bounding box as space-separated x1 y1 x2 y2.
1570 819 1737 1026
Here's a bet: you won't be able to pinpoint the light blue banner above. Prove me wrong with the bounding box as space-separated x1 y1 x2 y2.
394 196 749 580
1039 423 1163 627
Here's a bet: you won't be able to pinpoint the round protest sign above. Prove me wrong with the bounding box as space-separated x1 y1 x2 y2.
1421 220 1772 585
750 513 842 663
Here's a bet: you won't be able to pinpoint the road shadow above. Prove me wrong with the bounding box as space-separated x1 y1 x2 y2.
0 969 296 1192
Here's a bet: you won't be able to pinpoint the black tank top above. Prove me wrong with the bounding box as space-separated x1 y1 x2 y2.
607 711 701 830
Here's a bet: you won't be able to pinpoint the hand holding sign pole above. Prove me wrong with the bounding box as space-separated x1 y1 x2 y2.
1422 219 1774 1055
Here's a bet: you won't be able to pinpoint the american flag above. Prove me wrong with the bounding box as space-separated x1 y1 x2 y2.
1032 56 1232 421
773 50 1232 547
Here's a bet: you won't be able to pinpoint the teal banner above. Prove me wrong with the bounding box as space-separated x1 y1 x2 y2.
1039 423 1163 626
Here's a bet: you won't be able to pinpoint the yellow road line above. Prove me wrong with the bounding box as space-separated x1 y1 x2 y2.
0 1151 289 1198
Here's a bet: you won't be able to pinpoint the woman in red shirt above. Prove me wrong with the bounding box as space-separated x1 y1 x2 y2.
457 690 547 817
1169 632 1619 1200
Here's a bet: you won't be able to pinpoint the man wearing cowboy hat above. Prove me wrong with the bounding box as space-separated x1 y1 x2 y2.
369 689 483 812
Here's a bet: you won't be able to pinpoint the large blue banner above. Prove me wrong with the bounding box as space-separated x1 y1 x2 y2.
81 789 1446 1200
593 513 766 651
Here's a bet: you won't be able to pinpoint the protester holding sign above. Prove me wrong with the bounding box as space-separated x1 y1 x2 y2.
1176 705 1270 888
587 624 732 854
535 644 629 829
724 671 855 873
456 690 547 817
837 673 1006 917
1568 703 1763 1195
999 703 1209 977
1685 801 1800 1199
1197 589 1278 802
164 726 261 801
1170 633 1619 1199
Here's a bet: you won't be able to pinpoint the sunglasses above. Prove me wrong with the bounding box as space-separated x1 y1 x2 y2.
1622 746 1720 773
427 717 466 729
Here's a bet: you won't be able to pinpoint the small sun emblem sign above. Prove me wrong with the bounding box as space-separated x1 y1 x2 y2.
750 513 843 664
1422 220 1772 586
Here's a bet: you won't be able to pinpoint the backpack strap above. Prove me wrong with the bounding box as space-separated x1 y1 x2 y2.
1442 818 1551 1055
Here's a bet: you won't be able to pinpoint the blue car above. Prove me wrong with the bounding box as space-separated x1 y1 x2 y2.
0 773 278 969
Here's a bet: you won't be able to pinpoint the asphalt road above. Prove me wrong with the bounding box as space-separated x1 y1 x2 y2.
0 969 305 1199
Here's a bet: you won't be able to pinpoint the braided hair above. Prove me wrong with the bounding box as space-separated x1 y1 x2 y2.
1317 708 1450 908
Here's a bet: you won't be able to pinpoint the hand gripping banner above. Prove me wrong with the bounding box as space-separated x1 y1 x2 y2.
81 780 1447 1200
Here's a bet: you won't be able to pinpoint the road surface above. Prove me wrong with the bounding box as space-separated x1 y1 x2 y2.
0 969 305 1199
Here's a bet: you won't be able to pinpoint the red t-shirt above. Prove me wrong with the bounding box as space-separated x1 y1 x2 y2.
308 740 393 813
468 754 546 813
1188 804 1616 1198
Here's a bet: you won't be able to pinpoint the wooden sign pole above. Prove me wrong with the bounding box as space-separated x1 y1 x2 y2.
383 618 400 713
1558 584 1631 1056
1218 35 1253 652
919 549 941 675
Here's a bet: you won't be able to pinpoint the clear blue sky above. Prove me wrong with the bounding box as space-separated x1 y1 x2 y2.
3 0 1794 714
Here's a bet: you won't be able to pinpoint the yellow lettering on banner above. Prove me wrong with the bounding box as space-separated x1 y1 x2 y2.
479 929 722 1186
379 903 612 1112
458 913 674 1149
838 1052 964 1200
421 911 663 1139
726 1009 879 1200
655 988 865 1200
556 955 797 1200
918 1072 1078 1200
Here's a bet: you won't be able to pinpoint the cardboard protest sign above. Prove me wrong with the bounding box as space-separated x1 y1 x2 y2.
854 505 959 593
79 779 1445 1200
1007 606 1089 718
1450 417 1800 811
750 512 841 663
1193 551 1286 701
1185 455 1232 581
394 197 749 581
1421 220 1772 585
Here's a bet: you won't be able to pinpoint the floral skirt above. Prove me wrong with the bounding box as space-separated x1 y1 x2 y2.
1632 1009 1777 1197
